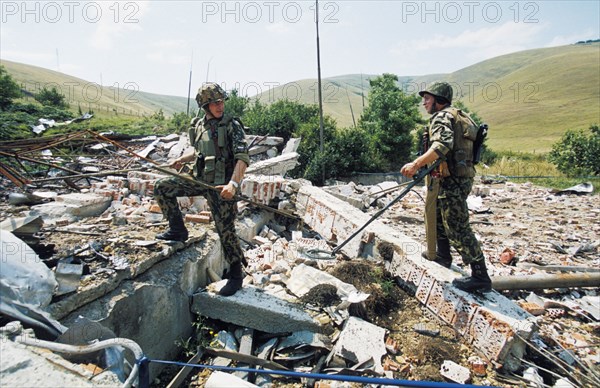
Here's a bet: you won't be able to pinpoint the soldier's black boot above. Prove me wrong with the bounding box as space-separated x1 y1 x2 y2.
421 238 452 268
156 217 188 242
219 260 244 297
432 237 452 268
452 260 492 293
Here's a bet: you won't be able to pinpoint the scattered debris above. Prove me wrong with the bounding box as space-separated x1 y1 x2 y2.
0 131 598 387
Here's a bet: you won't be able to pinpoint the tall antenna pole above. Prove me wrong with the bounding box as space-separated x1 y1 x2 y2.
360 73 365 108
186 51 193 116
346 88 356 128
315 0 325 183
206 57 212 82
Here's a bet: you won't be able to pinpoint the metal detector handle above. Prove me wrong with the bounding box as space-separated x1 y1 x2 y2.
330 158 443 256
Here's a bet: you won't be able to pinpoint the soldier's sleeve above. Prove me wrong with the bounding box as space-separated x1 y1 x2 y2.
428 111 454 156
230 119 250 166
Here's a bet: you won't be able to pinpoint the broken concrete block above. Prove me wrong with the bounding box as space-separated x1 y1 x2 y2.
192 284 328 334
282 137 301 154
440 360 471 384
0 215 43 236
246 152 299 176
31 193 112 221
286 263 359 299
330 316 387 374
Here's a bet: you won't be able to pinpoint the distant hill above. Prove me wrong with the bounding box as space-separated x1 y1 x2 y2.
1 59 191 118
3 43 599 152
254 43 600 153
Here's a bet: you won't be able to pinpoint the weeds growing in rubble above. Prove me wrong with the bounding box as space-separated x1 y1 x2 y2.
175 315 219 358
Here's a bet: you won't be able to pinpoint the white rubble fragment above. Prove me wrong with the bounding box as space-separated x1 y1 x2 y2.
205 371 258 388
440 360 471 384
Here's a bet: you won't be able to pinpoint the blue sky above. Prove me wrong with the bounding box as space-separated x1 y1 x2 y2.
1 1 599 98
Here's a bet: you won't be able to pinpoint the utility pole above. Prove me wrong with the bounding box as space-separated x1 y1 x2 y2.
360 73 365 108
315 0 325 183
186 51 193 116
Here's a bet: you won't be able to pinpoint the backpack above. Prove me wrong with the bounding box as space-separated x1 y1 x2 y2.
444 107 479 178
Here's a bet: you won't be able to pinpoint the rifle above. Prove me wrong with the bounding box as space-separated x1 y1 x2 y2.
417 130 430 176
473 123 488 165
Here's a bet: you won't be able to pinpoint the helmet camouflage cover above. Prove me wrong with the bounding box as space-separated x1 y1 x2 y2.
419 82 453 103
196 82 228 108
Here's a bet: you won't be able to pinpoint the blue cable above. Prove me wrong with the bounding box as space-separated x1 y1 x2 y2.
146 358 495 388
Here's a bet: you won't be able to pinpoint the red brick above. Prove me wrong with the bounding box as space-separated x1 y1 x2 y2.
149 204 162 213
185 214 210 224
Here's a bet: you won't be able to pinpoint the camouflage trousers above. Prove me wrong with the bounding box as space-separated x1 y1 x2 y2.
153 176 243 265
436 176 484 265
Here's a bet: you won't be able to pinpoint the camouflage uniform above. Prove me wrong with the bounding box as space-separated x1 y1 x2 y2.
428 108 484 266
153 114 249 266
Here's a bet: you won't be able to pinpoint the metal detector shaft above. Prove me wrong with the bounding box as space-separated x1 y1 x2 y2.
329 158 443 256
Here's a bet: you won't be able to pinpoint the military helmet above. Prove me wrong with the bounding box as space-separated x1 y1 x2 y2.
419 82 453 104
196 82 228 108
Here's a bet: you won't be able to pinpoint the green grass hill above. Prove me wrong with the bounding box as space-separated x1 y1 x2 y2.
3 42 599 152
254 43 599 153
1 59 190 118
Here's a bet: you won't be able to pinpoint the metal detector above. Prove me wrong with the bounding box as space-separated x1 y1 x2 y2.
306 158 443 260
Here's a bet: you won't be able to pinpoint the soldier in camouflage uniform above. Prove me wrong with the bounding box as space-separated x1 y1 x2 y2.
154 82 250 296
400 82 492 293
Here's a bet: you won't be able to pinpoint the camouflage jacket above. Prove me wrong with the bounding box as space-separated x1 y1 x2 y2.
428 107 476 178
189 114 249 184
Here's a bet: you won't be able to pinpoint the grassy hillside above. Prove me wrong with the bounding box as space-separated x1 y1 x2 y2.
447 44 600 152
254 43 599 153
4 43 599 152
1 59 190 118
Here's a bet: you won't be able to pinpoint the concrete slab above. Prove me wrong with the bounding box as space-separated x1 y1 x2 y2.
0 339 121 387
296 185 373 258
192 283 330 334
286 263 359 299
246 152 299 175
29 192 112 222
330 316 387 374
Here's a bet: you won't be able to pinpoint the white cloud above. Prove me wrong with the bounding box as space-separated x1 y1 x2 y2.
546 29 598 46
90 1 149 50
390 21 547 62
145 39 190 65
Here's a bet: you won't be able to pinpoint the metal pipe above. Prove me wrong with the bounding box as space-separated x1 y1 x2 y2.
492 272 600 290
15 335 143 388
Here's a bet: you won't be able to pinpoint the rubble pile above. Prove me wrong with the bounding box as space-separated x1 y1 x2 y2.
1 131 599 387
